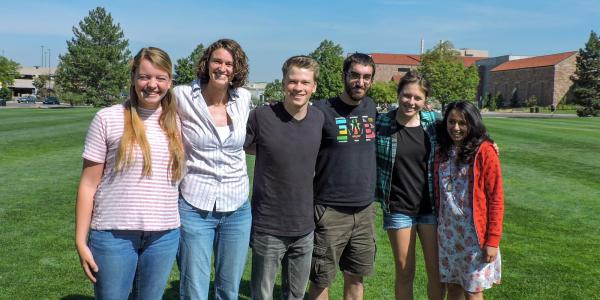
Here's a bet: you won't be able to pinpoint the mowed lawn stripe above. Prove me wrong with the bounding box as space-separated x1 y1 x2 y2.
0 108 97 130
1 109 95 297
484 117 600 299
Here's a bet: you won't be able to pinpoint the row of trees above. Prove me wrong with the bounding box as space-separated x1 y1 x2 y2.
9 6 599 114
262 39 480 109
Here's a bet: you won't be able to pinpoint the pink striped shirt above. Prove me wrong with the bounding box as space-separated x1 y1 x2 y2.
82 104 180 231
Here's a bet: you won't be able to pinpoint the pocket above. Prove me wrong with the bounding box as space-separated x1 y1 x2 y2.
178 197 196 213
314 204 329 225
312 243 327 258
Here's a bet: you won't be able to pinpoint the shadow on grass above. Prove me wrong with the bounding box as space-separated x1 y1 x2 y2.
163 279 286 299
60 295 93 300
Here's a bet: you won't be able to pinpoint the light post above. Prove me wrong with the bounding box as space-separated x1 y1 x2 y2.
41 45 44 68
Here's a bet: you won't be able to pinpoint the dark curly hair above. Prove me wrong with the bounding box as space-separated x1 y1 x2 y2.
438 101 493 164
196 39 248 88
343 53 376 78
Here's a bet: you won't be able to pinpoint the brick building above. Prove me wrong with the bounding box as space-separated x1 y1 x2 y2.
489 51 577 107
370 53 420 82
370 53 486 83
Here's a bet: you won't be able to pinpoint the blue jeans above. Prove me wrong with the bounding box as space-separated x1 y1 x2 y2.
89 229 180 300
178 197 252 300
251 231 313 300
383 212 437 230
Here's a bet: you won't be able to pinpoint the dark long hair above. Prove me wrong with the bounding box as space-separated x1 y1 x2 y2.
438 101 493 164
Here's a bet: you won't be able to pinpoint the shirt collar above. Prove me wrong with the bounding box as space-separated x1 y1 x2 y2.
191 79 239 104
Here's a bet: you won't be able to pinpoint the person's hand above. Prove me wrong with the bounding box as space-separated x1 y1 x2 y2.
483 246 498 263
76 244 98 282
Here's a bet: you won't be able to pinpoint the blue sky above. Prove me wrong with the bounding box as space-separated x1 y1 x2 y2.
1 0 599 82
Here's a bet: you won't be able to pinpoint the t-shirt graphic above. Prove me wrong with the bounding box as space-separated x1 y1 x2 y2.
336 115 375 143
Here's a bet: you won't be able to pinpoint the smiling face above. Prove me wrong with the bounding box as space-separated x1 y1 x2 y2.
397 82 426 121
283 66 317 109
446 108 469 146
134 58 171 109
207 48 234 87
343 63 373 102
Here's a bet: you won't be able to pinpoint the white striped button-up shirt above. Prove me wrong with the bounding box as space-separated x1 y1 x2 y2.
175 80 251 212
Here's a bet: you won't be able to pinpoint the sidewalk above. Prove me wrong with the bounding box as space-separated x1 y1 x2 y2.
482 112 577 119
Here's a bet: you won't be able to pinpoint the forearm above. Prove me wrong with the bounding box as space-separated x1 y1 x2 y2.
75 190 94 248
75 160 103 248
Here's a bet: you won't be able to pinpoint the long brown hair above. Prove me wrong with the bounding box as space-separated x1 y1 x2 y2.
115 47 185 182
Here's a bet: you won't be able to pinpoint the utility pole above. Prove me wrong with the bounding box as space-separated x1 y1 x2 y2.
47 49 51 91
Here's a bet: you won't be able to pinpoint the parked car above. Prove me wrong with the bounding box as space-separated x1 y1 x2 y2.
43 96 60 105
0 98 6 106
17 96 37 103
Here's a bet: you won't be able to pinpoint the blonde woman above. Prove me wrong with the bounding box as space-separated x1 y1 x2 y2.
75 47 185 300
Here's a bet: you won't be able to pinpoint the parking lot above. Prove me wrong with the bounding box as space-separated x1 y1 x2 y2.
0 100 70 109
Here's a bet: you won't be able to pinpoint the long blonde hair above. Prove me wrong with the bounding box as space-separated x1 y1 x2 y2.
115 47 185 182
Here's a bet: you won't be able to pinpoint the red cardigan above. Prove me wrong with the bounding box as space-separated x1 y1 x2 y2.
434 140 504 248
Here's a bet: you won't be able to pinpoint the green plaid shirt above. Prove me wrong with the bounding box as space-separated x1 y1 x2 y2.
375 109 440 213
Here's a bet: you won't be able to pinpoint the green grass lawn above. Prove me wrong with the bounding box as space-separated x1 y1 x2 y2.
1 108 599 299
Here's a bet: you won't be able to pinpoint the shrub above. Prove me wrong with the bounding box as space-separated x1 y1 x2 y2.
576 106 599 117
0 87 11 100
525 95 538 108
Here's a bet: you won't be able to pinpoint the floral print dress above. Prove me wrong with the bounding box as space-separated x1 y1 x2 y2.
437 148 501 293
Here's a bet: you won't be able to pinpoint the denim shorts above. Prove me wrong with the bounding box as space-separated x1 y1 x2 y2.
383 211 437 230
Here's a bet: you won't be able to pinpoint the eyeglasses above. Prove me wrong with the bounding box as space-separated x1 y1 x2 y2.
347 72 372 83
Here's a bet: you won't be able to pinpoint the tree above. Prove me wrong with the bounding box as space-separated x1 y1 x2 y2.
263 79 284 102
0 56 20 88
571 30 600 117
55 7 130 107
418 41 479 110
510 87 520 108
368 81 397 104
174 44 205 85
309 40 344 100
32 75 50 98
0 87 11 100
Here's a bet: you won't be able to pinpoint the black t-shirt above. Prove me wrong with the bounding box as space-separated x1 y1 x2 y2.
389 124 432 215
313 97 377 207
245 102 324 236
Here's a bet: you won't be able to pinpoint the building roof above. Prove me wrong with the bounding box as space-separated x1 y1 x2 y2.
370 53 421 66
491 51 577 72
462 56 486 67
370 53 484 68
19 66 57 76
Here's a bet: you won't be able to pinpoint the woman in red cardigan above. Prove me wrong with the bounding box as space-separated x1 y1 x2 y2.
434 101 504 300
